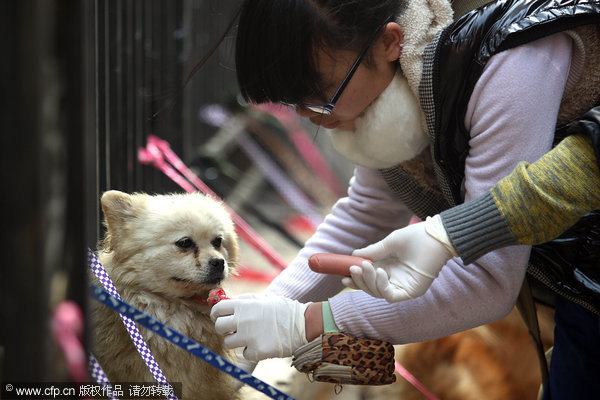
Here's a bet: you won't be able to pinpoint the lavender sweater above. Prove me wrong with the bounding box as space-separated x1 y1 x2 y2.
266 33 572 344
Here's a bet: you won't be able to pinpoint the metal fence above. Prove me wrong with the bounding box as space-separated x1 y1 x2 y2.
1 0 354 382
90 0 241 231
1 0 244 381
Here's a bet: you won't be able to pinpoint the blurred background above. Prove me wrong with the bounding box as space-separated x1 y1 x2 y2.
0 0 354 388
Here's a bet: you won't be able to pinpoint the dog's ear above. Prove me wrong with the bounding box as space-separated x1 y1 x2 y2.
101 190 137 234
225 230 240 268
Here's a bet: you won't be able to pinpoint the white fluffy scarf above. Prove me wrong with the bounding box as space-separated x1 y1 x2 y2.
327 70 428 169
327 0 454 169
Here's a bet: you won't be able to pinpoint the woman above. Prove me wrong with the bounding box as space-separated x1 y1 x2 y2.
211 1 600 398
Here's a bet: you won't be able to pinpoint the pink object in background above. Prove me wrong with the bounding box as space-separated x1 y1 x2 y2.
52 301 89 383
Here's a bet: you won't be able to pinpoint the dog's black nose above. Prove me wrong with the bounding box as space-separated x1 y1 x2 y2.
205 258 225 284
208 258 225 273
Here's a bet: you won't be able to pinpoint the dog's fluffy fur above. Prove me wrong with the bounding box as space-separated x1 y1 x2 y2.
91 190 240 400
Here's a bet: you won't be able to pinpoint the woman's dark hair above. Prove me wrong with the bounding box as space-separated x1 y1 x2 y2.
235 0 405 106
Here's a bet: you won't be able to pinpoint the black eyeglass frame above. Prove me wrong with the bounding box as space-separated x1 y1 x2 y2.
284 14 395 115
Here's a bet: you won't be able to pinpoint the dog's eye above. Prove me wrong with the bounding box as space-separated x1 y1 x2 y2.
211 236 222 249
175 237 195 251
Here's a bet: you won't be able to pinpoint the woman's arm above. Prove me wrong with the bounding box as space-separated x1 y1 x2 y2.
328 32 573 344
442 133 600 264
266 165 413 303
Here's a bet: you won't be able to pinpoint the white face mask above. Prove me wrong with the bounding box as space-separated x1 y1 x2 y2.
327 71 429 169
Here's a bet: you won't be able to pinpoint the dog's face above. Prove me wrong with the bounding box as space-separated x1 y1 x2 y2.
100 190 239 299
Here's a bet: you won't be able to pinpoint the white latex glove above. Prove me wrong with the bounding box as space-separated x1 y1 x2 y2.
210 293 311 361
341 215 457 302
232 357 258 391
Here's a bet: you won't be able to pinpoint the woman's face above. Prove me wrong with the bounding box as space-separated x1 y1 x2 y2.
295 30 400 131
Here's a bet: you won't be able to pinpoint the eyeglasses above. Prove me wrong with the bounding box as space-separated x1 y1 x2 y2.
284 15 394 115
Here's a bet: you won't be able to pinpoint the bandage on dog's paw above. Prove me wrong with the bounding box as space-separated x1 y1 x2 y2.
291 332 396 385
308 254 372 277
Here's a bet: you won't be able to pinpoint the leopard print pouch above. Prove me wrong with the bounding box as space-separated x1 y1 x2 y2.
291 332 396 385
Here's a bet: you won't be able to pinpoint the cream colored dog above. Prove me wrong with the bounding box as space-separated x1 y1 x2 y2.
91 190 240 400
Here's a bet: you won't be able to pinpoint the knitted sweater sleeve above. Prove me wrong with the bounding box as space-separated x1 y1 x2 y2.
441 133 600 265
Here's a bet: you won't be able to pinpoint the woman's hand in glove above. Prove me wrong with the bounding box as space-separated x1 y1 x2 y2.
341 215 457 302
210 294 312 361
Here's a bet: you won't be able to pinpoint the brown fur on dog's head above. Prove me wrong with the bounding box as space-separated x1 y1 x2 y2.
99 190 239 299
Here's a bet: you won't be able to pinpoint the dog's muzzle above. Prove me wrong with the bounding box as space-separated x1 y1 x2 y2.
205 258 226 283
